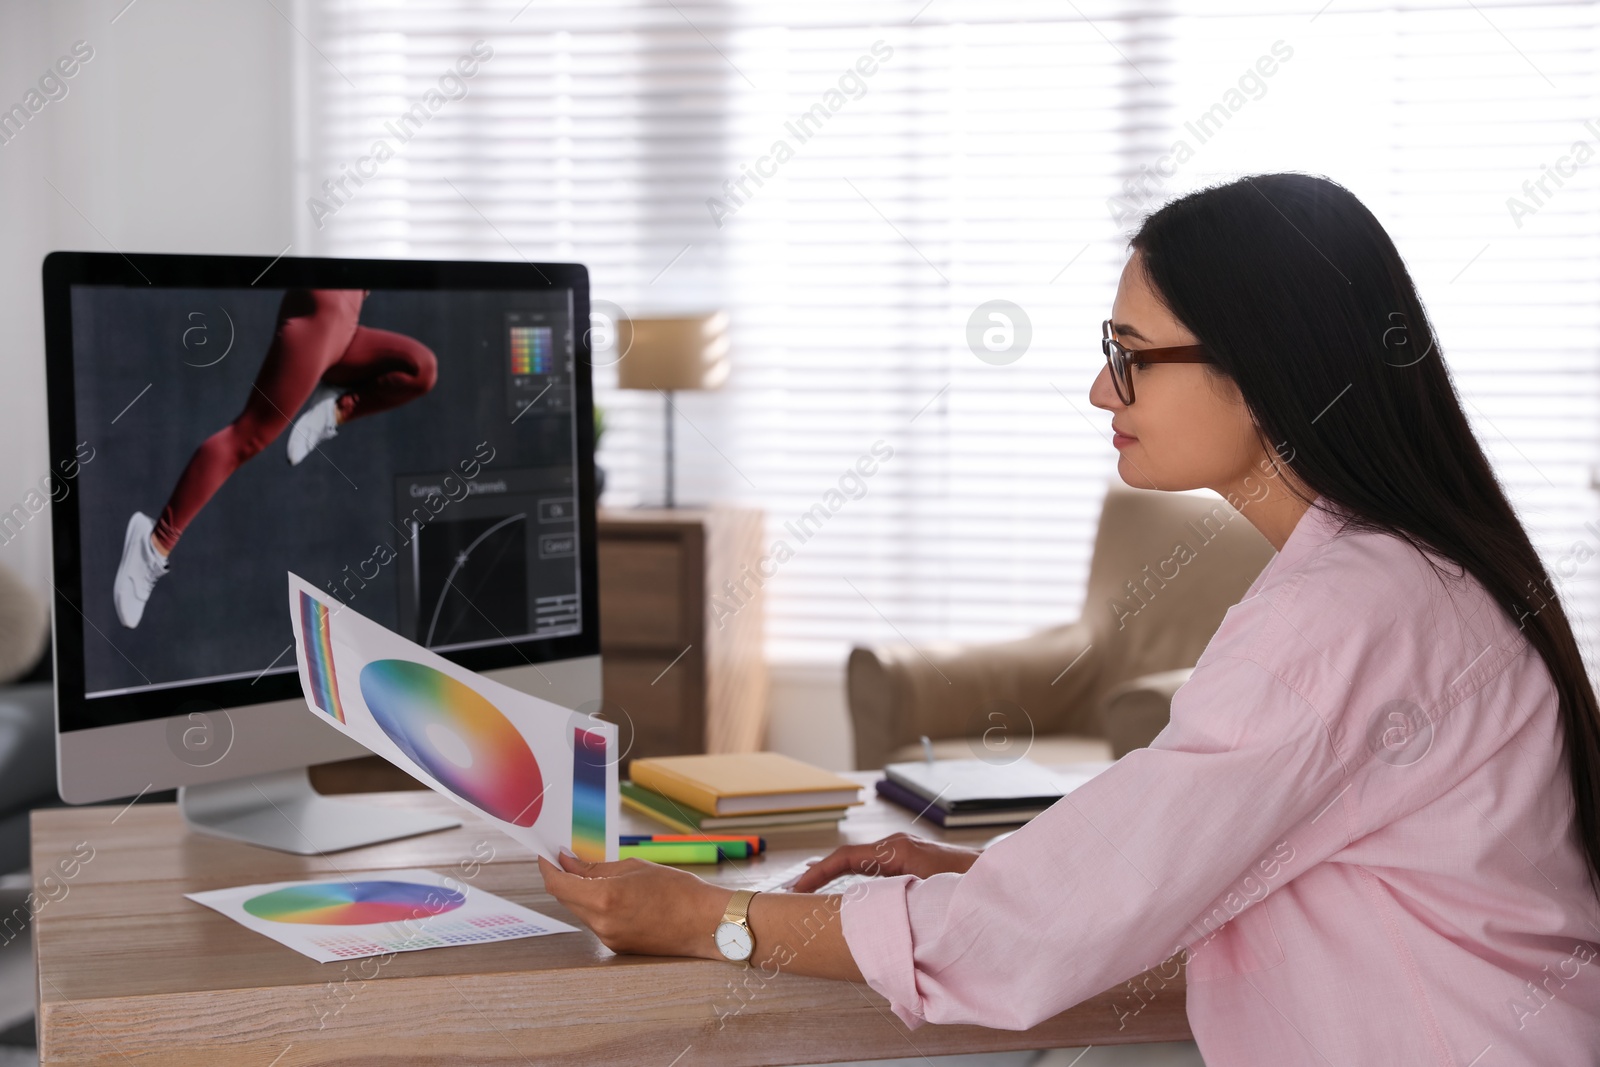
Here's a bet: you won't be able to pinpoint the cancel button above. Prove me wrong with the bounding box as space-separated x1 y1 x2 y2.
539 533 576 559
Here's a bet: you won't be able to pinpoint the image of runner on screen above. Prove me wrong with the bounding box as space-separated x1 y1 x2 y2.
112 288 439 629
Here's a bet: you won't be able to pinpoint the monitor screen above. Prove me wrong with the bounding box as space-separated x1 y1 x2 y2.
44 254 599 735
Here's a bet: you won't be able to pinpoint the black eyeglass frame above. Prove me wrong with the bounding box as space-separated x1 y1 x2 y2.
1101 319 1213 404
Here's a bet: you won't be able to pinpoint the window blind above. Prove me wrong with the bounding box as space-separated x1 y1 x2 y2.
297 0 1600 671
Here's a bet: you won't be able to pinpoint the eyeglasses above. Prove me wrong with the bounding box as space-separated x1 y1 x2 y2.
1101 319 1213 405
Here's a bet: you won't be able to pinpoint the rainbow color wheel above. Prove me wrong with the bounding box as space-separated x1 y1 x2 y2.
359 659 545 826
243 881 465 926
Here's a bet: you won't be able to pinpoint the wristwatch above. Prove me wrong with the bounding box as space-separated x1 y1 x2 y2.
714 889 758 962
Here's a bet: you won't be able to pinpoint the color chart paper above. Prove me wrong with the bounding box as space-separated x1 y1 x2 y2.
186 867 578 963
286 572 619 862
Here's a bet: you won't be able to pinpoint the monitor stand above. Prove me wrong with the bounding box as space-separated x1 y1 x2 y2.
178 767 461 855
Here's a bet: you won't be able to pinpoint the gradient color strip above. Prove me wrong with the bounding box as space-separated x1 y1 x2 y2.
572 727 608 861
299 592 344 723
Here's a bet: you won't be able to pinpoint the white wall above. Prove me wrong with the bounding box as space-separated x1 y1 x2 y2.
764 661 854 771
0 0 294 599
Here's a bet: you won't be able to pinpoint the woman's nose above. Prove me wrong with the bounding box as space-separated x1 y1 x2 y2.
1089 362 1123 411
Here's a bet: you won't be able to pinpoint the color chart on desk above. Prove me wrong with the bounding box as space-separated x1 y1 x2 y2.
287 572 620 862
189 868 579 964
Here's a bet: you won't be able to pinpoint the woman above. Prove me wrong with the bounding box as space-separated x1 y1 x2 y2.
113 288 438 628
538 173 1600 1063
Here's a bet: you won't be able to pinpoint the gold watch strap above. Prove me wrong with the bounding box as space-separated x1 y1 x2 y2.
723 888 757 925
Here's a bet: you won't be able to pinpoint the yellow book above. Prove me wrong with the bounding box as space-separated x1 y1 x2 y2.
628 752 863 816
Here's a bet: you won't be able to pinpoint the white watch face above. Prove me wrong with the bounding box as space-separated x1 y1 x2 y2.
715 920 753 961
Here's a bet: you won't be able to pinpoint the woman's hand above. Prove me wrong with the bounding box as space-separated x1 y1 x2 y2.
537 851 731 959
539 851 867 981
789 831 981 893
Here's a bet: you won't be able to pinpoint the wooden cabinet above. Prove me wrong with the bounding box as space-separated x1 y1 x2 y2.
597 507 768 771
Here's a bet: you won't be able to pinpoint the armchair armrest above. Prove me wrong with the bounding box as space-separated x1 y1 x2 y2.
846 621 1100 770
0 562 46 684
1098 667 1192 759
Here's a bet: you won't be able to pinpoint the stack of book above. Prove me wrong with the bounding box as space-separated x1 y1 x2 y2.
622 752 864 833
875 757 1110 827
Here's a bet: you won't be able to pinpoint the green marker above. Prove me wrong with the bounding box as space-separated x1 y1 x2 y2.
617 841 722 864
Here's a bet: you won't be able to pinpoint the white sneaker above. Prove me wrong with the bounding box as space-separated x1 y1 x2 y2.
113 511 168 629
287 386 342 466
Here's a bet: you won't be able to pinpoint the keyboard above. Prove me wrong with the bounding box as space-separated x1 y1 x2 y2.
748 856 875 894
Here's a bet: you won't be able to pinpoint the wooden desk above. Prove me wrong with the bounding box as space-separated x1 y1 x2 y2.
31 775 1190 1066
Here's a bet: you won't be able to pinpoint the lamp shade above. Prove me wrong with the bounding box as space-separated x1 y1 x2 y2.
615 312 730 392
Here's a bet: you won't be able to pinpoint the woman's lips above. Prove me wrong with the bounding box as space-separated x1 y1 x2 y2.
1112 431 1137 448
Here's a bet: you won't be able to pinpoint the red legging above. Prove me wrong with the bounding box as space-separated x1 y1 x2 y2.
152 288 438 553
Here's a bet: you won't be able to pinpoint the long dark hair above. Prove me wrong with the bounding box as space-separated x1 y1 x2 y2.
1130 172 1600 898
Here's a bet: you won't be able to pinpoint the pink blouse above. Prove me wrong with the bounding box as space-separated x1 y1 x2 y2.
841 495 1600 1064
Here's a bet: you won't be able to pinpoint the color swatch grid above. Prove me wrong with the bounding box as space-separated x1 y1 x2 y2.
298 591 344 722
509 326 552 376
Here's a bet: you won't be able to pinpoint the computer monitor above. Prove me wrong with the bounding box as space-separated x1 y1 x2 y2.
41 251 602 853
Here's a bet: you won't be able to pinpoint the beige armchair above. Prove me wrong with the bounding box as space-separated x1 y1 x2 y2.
846 483 1276 769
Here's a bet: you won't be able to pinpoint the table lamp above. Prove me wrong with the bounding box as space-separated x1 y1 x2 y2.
616 312 730 507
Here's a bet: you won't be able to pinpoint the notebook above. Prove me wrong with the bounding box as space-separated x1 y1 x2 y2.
874 778 1056 828
627 752 864 816
884 758 1108 813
